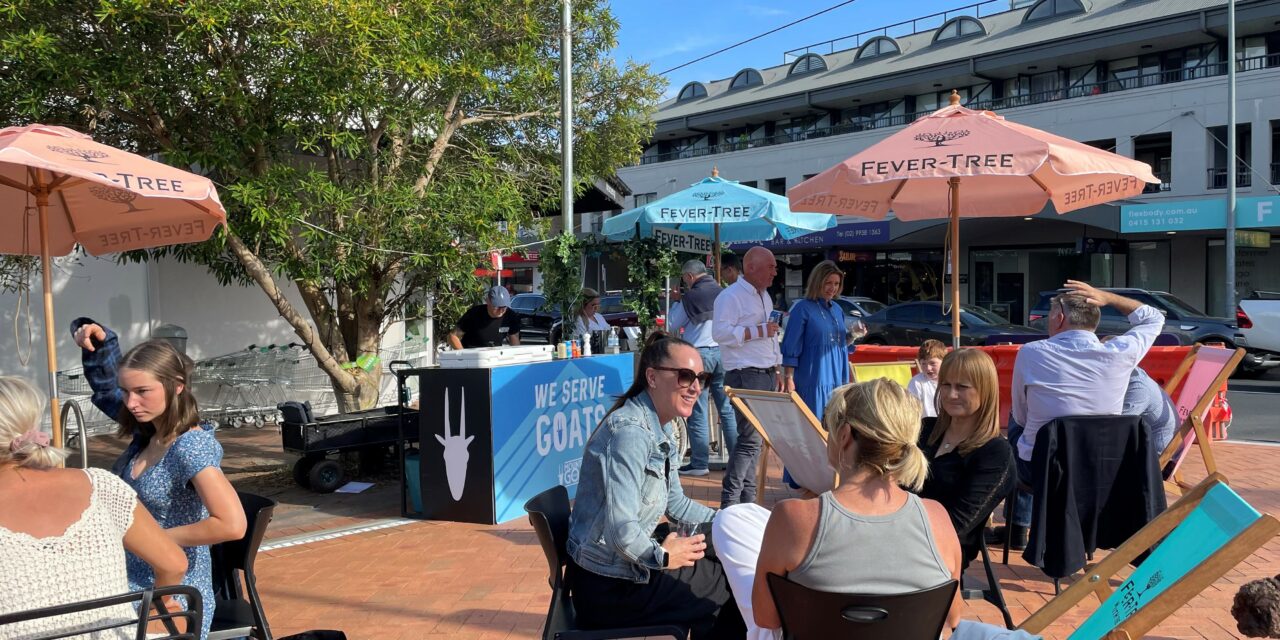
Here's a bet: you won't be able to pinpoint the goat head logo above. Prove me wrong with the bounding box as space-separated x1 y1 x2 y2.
436 388 474 502
913 130 970 147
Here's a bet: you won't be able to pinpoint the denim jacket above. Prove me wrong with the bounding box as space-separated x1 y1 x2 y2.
567 392 716 583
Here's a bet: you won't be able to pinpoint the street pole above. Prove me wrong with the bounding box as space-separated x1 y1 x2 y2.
1224 0 1237 317
560 0 574 238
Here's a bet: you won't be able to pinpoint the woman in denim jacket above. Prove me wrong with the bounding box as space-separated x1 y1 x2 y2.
567 333 745 639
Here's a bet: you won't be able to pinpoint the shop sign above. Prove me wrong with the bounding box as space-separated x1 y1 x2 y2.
1076 237 1129 254
1236 230 1271 249
728 221 890 251
652 227 713 254
1120 195 1280 233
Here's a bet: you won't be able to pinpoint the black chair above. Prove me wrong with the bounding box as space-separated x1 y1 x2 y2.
1005 415 1164 591
766 573 957 640
207 491 277 640
0 585 203 639
523 486 686 640
960 537 1014 629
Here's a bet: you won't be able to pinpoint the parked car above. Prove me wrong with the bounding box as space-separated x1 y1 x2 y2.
1235 291 1280 376
1026 288 1237 347
509 292 638 344
836 296 886 318
859 301 1044 346
508 293 558 344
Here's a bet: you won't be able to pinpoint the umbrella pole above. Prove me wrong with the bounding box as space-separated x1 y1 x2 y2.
949 177 961 350
35 188 64 450
714 224 722 282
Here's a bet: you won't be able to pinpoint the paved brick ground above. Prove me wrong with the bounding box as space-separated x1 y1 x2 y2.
250 441 1280 639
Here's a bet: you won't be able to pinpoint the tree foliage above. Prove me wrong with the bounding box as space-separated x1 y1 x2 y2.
621 238 679 330
0 0 663 408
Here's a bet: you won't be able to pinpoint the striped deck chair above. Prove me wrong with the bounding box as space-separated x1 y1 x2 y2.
726 388 837 504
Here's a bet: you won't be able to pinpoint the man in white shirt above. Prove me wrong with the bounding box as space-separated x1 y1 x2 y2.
669 260 736 476
997 280 1164 547
713 246 782 508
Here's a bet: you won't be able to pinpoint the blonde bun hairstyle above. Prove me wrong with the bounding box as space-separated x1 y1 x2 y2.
822 377 929 491
0 376 68 470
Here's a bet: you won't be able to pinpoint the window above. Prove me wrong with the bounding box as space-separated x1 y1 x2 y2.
856 37 900 61
789 54 827 76
676 82 707 102
634 192 657 207
729 69 763 90
1023 0 1085 23
934 17 985 43
740 180 758 189
766 178 786 196
885 304 925 323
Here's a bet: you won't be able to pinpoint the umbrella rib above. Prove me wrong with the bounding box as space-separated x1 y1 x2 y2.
1028 173 1050 192
46 173 73 191
56 189 77 237
0 173 34 194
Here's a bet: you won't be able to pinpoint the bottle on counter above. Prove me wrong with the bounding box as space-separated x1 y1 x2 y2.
555 341 567 359
582 332 593 356
606 328 620 354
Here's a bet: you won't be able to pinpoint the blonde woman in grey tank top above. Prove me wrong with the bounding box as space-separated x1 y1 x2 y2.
712 379 964 639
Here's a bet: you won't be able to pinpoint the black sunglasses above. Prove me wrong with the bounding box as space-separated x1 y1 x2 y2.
651 366 711 388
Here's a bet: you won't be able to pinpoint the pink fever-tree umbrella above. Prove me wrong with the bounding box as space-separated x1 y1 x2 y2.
788 91 1159 348
0 124 226 448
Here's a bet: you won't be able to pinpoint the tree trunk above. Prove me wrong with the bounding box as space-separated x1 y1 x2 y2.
329 289 391 413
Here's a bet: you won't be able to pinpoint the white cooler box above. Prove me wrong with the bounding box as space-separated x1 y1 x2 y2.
438 345 554 368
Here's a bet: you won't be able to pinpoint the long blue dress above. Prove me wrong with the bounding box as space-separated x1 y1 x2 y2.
781 298 850 420
75 316 218 639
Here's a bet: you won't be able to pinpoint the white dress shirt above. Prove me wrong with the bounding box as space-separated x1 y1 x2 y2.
712 278 781 371
1010 305 1165 461
667 301 717 348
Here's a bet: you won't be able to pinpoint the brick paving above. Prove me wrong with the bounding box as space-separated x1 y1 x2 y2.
248 441 1280 639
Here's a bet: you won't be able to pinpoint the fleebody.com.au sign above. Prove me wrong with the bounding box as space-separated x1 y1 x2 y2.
1120 196 1280 233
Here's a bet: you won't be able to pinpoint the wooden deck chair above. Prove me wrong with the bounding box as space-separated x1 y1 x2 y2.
1019 473 1279 640
1156 346 1245 493
849 360 916 387
726 388 837 505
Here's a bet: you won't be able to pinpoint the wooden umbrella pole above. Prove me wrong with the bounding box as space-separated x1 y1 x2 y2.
35 187 64 450
714 224 722 282
949 177 961 350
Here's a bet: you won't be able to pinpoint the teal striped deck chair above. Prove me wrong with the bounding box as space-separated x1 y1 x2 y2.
1020 474 1279 640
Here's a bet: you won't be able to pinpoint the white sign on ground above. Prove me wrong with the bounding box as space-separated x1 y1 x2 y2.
652 227 713 254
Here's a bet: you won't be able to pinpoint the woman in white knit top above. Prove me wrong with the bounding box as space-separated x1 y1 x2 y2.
0 377 188 639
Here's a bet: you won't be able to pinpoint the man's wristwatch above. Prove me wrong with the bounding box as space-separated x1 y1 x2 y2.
660 548 670 568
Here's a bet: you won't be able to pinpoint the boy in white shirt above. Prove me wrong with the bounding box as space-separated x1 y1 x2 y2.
907 339 946 418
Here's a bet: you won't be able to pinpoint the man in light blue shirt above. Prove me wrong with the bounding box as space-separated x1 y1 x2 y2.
668 259 736 475
999 280 1164 547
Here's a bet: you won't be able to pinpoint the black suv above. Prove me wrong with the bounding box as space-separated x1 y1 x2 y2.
1026 288 1236 346
508 293 559 344
860 301 1044 346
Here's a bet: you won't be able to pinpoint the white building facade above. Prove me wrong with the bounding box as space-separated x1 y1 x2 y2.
618 0 1280 325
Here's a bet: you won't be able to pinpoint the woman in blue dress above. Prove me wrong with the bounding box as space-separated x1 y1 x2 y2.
781 260 851 422
73 318 247 639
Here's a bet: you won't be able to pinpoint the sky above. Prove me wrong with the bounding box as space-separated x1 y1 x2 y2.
610 0 979 100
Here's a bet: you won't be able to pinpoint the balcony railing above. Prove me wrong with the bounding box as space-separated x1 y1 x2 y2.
1143 170 1171 194
640 112 929 165
640 53 1280 166
1207 167 1252 189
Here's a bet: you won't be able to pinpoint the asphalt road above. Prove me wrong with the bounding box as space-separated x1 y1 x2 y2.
1227 367 1280 443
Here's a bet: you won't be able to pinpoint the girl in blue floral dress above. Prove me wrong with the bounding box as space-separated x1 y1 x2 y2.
73 318 247 639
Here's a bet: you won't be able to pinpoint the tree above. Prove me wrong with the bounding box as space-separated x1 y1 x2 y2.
0 0 663 409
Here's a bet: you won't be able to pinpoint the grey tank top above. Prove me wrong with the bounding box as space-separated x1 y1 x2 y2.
788 491 952 594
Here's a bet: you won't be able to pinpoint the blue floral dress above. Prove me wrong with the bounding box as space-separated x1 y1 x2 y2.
75 316 220 639
119 429 222 639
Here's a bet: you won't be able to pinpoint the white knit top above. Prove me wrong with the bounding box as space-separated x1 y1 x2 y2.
0 467 138 639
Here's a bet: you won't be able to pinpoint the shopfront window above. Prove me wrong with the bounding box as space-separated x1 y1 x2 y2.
838 250 943 305
1207 238 1280 314
1127 241 1170 292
